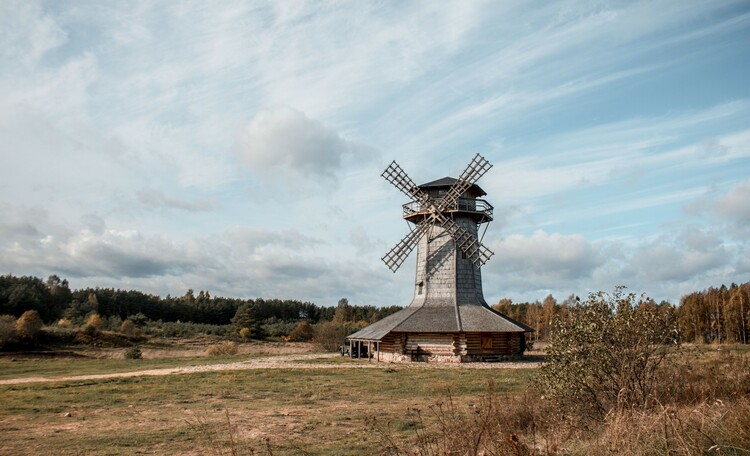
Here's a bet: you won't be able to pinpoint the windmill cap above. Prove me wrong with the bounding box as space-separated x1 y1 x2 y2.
418 176 487 197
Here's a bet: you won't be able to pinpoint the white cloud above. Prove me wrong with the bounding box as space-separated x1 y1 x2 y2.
714 180 750 224
236 107 377 181
486 230 603 288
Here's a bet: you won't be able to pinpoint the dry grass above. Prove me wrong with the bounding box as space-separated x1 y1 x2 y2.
594 398 750 455
0 361 534 455
206 341 240 356
370 346 750 456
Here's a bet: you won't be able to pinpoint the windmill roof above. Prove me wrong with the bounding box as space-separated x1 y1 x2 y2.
418 177 487 197
347 303 532 341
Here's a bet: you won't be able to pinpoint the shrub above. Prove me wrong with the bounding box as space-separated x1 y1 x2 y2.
119 319 140 337
105 315 123 332
15 310 43 341
312 321 352 352
80 323 98 337
261 320 296 339
0 315 16 348
206 341 238 356
85 313 104 331
537 287 679 421
287 321 314 342
57 318 73 327
124 346 143 359
238 327 251 340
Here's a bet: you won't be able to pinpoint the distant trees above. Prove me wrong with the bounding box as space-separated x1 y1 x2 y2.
0 315 16 348
493 283 749 346
3 272 742 348
678 283 749 343
0 275 70 321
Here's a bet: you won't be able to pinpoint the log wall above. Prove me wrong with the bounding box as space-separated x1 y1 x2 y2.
375 331 525 360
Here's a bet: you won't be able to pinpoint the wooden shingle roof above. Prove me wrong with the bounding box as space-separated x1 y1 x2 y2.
418 176 487 197
347 303 532 341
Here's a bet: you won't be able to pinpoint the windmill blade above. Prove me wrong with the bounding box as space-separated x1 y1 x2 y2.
438 153 492 212
381 222 430 273
435 213 494 267
381 160 431 206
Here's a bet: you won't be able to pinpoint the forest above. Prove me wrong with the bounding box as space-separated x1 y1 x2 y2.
1 273 748 344
0 274 401 341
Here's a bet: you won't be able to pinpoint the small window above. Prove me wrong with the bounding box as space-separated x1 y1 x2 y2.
481 335 492 350
417 281 424 295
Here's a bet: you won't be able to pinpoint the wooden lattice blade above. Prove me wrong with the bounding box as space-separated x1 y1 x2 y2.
439 153 493 212
381 222 430 272
381 160 432 207
434 213 494 267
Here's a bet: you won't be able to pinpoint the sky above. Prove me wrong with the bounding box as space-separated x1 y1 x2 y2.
1 0 749 307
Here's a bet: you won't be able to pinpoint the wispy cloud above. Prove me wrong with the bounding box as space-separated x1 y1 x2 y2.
137 188 216 213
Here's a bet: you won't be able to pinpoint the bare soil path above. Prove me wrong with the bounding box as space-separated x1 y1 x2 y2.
0 353 541 385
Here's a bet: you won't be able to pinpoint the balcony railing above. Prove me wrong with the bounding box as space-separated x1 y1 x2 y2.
402 198 493 221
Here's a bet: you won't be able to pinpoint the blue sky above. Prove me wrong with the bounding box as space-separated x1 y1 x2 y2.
1 0 749 307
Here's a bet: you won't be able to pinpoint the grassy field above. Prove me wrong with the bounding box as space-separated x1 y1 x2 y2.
0 357 534 455
2 344 747 455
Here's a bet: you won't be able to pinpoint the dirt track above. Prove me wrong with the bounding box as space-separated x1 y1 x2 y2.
0 353 541 385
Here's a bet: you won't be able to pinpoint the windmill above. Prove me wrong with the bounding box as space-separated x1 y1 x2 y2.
346 154 532 363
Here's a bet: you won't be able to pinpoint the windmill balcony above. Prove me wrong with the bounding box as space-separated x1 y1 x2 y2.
403 198 493 223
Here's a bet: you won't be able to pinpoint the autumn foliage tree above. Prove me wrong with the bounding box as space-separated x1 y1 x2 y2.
15 310 44 341
287 321 314 341
678 283 749 344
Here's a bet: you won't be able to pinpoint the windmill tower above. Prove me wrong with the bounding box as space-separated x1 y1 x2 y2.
348 154 532 362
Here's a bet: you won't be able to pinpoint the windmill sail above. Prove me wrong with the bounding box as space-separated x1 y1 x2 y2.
381 222 430 272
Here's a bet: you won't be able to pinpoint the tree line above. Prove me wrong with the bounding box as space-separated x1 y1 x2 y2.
0 274 401 340
2 273 748 345
493 281 749 344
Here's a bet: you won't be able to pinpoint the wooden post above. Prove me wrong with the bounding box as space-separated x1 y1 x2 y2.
368 341 372 363
377 342 380 363
349 339 352 358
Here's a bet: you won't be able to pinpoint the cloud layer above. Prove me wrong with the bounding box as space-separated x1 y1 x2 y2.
0 1 748 306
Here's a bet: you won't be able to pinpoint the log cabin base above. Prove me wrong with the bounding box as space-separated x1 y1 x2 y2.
349 331 527 363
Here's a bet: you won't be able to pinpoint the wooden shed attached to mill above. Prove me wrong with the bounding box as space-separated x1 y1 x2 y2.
348 155 532 362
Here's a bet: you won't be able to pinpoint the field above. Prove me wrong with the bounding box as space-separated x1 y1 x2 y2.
0 342 534 455
1 342 748 455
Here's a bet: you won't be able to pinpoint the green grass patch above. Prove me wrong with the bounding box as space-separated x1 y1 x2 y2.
0 354 257 380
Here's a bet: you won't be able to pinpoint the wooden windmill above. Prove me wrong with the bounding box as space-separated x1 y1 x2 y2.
347 154 532 362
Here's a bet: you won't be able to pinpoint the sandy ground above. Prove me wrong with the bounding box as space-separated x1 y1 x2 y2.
0 352 541 385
